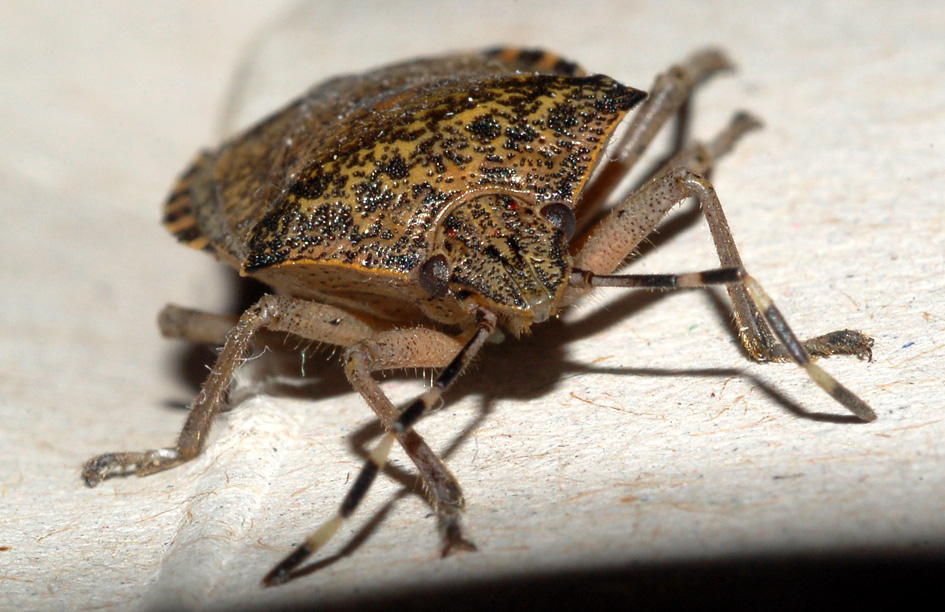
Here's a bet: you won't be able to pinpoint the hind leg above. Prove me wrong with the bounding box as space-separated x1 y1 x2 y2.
576 48 734 229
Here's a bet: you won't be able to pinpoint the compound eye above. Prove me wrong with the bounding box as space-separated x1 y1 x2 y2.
540 202 576 241
419 254 451 298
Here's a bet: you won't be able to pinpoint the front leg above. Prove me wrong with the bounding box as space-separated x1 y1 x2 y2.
571 116 873 363
568 166 874 421
263 308 498 586
344 327 476 556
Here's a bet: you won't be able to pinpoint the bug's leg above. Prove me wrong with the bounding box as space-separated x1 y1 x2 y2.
160 301 472 545
82 295 376 486
577 48 733 228
638 117 871 363
568 167 874 421
574 109 874 363
571 266 874 421
158 303 324 366
343 328 476 556
669 151 871 361
263 307 497 587
158 304 237 345
658 111 763 180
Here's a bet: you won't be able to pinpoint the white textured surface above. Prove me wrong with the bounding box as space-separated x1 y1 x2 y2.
2 1 943 610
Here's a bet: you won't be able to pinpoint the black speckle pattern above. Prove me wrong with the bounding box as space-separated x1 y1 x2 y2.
165 48 645 322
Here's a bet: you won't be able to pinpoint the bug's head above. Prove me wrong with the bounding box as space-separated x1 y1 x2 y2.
419 193 576 334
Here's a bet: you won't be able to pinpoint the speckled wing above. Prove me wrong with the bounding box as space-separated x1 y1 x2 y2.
163 50 586 261
162 49 645 295
243 69 643 274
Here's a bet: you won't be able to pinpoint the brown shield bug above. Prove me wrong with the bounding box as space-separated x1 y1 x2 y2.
83 47 875 586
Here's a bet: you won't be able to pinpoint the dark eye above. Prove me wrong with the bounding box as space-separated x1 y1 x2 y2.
419 254 451 297
540 202 576 240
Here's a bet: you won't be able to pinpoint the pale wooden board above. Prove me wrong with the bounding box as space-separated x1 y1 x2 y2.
2 1 943 610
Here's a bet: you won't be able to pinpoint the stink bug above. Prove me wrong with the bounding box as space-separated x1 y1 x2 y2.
83 47 875 586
